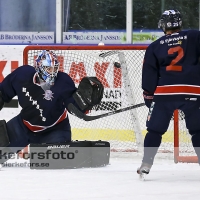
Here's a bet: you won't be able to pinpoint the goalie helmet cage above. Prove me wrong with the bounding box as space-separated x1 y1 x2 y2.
23 45 198 163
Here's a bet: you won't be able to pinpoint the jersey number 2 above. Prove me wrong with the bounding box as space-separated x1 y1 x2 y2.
166 46 183 71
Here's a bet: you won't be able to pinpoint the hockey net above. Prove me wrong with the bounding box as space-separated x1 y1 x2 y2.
23 45 197 163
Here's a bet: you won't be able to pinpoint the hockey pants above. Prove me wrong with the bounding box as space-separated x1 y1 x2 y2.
0 114 71 164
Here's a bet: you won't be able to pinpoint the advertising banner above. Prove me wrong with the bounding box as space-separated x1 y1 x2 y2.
0 32 54 44
63 31 164 44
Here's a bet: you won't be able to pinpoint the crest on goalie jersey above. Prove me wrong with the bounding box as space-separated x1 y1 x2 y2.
43 90 54 101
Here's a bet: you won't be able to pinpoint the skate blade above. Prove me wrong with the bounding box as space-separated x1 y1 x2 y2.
139 173 146 181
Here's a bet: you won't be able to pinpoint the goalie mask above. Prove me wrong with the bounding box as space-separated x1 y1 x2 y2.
35 50 59 85
158 9 182 33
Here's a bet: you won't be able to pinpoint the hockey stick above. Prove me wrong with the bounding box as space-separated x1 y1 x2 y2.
68 103 145 121
82 49 122 67
83 49 119 59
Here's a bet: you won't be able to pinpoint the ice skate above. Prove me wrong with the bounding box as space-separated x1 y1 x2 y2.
137 162 152 181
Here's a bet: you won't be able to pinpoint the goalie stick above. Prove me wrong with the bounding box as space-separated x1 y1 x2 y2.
68 103 145 121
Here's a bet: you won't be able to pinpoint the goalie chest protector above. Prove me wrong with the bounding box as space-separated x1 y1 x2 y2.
29 140 110 169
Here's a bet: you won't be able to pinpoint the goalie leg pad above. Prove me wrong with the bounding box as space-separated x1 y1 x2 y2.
91 141 110 167
0 120 10 147
29 140 110 169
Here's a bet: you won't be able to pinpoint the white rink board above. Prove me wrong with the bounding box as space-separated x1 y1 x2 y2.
0 45 25 121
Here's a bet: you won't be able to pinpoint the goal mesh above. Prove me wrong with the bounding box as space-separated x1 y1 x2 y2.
23 45 197 162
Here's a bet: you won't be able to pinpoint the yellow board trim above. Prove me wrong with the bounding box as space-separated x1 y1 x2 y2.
72 128 191 143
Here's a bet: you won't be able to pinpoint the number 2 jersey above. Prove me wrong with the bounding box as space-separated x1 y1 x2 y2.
142 30 200 102
0 65 81 133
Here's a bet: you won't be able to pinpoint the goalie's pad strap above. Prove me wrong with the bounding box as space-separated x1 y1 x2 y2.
0 120 10 147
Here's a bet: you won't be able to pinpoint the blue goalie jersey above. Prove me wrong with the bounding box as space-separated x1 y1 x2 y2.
142 30 200 102
0 65 79 133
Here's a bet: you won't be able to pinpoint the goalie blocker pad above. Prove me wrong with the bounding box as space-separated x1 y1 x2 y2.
29 140 110 169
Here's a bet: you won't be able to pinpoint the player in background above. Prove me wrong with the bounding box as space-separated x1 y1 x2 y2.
137 9 200 178
0 50 103 164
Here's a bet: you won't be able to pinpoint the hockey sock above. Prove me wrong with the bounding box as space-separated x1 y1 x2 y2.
142 131 162 165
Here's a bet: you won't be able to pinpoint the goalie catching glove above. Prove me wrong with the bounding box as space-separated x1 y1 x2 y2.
73 77 104 110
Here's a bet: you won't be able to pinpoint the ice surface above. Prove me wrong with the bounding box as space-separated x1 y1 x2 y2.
1 156 199 200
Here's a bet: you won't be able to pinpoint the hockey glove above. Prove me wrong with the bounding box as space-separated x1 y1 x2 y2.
143 91 154 108
73 77 104 110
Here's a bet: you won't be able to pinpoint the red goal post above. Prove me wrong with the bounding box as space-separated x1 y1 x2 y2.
23 45 198 163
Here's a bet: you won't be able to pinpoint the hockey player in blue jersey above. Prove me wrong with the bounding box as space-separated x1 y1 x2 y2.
137 9 200 178
0 50 103 164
